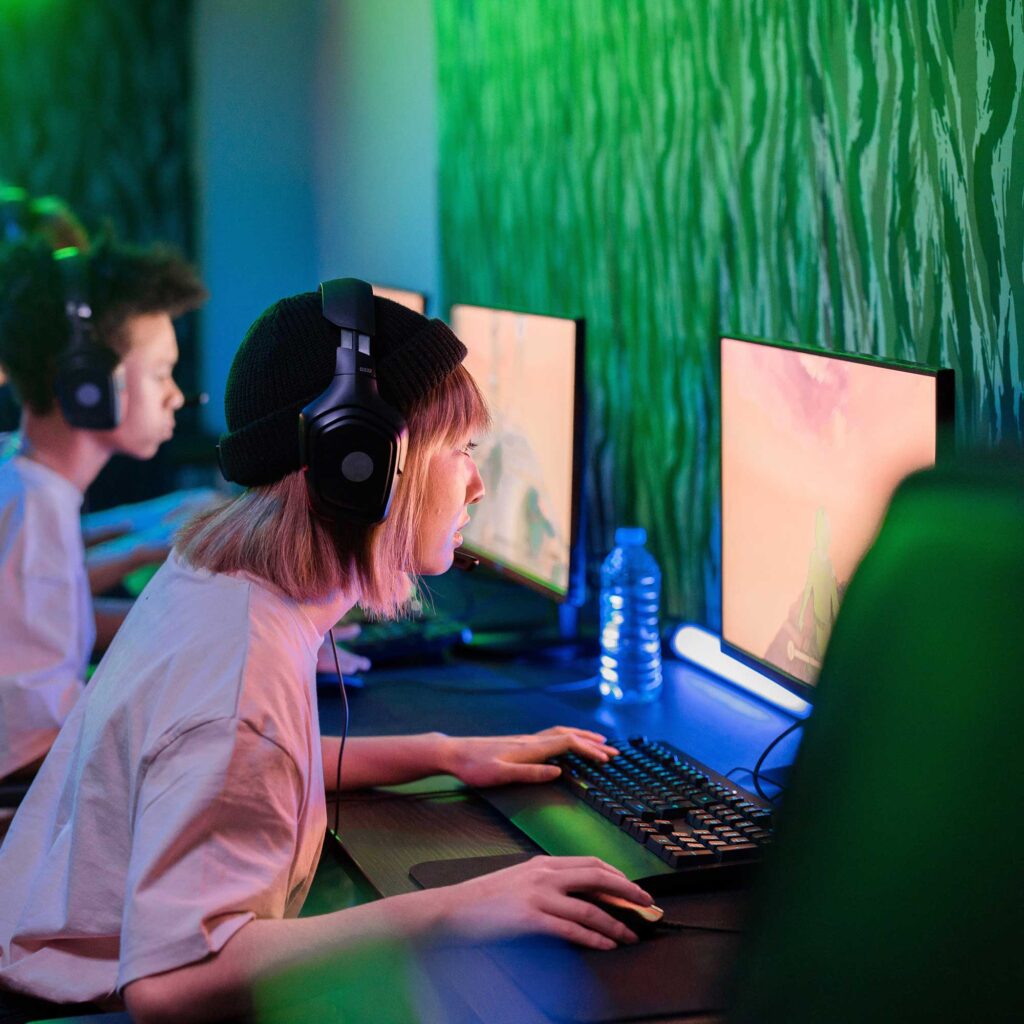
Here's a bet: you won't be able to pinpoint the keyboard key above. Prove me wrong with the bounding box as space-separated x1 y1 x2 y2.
645 834 675 854
717 842 759 860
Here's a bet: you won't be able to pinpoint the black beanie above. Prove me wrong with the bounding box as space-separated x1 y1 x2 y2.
218 292 467 486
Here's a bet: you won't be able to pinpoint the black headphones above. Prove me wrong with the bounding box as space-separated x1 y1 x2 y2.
299 278 408 524
52 247 123 430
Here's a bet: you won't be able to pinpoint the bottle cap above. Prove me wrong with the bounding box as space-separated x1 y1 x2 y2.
614 526 647 546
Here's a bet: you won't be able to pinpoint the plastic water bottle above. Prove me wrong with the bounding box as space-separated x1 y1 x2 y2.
599 527 663 703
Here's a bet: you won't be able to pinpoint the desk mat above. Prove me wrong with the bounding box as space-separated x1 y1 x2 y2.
410 852 747 1022
334 789 540 897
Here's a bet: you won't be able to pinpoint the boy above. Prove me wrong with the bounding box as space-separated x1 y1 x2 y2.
0 237 206 780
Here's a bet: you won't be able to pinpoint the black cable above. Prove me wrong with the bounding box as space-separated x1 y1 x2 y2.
329 627 349 835
751 718 804 803
658 920 742 935
369 673 598 696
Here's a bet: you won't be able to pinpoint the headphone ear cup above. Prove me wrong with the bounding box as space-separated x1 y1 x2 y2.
301 373 408 524
55 348 122 430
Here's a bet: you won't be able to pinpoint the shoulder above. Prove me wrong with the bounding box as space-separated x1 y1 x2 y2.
0 459 83 578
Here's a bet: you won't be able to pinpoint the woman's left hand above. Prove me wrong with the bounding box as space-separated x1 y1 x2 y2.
440 726 619 788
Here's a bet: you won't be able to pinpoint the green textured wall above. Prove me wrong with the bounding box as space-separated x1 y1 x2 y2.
437 0 1024 624
0 0 196 384
0 0 198 505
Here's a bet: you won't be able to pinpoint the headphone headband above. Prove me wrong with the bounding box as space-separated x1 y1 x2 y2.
52 247 122 430
53 247 94 353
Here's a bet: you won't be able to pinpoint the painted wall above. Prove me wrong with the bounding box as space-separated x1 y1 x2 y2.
314 0 439 306
0 0 198 505
193 0 320 436
195 0 439 435
436 0 1024 623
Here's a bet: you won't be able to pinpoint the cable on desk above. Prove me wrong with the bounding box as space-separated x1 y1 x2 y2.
657 920 742 935
751 718 804 803
369 674 599 696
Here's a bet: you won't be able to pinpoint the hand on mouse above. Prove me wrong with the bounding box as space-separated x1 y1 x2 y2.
434 855 654 950
577 892 665 938
438 726 619 788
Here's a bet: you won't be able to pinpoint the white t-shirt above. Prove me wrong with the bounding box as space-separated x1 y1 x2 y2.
0 448 95 778
0 554 339 1003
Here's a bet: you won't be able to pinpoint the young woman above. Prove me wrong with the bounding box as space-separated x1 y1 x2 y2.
0 288 651 1023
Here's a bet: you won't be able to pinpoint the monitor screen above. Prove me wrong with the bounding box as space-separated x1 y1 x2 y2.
371 284 427 315
451 304 585 602
720 335 953 696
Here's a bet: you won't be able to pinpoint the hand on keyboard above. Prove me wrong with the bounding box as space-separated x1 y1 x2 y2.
440 726 619 787
436 854 653 950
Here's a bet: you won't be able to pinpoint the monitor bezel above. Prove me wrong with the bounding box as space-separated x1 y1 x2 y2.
450 302 587 606
370 283 429 316
718 333 956 701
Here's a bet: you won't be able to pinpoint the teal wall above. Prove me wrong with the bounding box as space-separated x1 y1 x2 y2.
195 0 439 436
436 0 1024 623
194 0 321 436
316 0 440 310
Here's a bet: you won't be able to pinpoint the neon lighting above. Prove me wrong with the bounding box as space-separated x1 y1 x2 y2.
669 623 810 717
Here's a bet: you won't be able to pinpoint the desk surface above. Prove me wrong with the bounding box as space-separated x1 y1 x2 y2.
321 654 799 778
305 652 799 1024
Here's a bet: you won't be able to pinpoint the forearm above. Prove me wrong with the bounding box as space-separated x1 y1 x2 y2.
125 889 447 1024
86 550 144 595
93 597 133 651
321 733 454 791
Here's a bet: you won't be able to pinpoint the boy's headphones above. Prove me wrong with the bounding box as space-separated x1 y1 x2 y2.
299 278 408 524
52 247 123 430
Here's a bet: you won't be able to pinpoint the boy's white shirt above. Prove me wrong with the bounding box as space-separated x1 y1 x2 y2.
0 449 95 778
0 554 339 1002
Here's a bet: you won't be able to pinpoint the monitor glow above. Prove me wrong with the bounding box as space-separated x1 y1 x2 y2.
720 335 951 695
452 304 583 601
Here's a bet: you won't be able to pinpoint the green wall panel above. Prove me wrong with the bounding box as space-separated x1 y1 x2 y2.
437 0 1024 624
0 0 196 384
0 0 194 250
0 0 197 506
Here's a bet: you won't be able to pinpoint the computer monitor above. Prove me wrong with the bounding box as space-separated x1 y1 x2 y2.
720 334 954 700
450 303 586 606
371 284 427 315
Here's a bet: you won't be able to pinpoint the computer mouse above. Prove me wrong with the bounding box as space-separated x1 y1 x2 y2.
582 893 665 939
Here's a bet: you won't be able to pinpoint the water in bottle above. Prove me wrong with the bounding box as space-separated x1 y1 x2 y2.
599 526 663 703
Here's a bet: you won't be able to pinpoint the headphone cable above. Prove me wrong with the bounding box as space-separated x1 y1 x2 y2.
328 627 349 835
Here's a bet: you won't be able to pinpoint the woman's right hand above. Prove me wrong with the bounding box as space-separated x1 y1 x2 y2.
434 855 653 950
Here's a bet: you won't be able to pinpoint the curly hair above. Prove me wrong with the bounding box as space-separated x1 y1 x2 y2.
0 236 207 414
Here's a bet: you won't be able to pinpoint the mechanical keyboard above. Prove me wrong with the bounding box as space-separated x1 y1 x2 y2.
480 736 774 894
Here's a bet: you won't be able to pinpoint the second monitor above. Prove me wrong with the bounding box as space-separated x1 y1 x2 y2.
450 303 586 607
720 334 955 699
